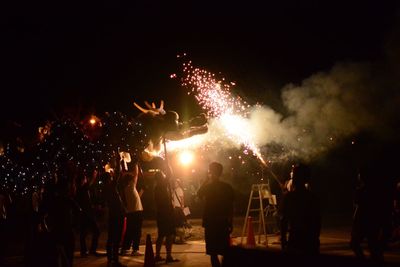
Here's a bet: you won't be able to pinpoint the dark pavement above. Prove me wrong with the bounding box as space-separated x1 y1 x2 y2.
2 215 400 267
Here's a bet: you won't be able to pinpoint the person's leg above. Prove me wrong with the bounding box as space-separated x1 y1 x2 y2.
155 235 164 260
205 224 228 267
210 254 221 267
106 217 113 262
0 219 5 266
367 226 384 264
114 216 124 261
79 217 88 256
107 215 124 264
89 216 100 254
121 214 133 253
65 232 75 267
132 211 143 253
349 220 366 260
165 234 179 262
165 234 173 258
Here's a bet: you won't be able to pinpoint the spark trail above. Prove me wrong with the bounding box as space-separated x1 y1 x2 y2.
171 60 267 166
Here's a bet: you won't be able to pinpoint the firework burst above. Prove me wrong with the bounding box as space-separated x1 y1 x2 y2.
169 60 267 166
182 61 250 118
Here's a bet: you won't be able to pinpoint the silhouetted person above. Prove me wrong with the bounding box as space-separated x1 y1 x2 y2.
393 180 400 242
104 167 127 267
198 162 234 267
154 170 179 263
280 163 320 256
350 157 394 264
24 185 46 267
0 189 11 266
43 176 80 267
76 170 101 257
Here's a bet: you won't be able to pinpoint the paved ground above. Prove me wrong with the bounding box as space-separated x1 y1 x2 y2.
3 215 400 267
72 216 400 267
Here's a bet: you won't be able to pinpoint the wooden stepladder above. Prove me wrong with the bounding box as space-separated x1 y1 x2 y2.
241 183 274 247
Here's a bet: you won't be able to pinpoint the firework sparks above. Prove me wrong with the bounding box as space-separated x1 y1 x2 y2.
219 114 267 166
169 60 267 166
182 62 250 117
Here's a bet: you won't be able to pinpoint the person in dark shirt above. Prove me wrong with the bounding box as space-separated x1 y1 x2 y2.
153 170 180 263
43 176 81 267
349 157 394 264
280 163 321 256
76 170 101 257
198 162 234 267
103 168 127 267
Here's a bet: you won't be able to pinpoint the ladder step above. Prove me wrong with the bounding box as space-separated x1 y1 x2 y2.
246 221 261 225
249 209 262 212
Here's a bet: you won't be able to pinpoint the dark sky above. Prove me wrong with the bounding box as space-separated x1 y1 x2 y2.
1 0 399 127
1 0 400 214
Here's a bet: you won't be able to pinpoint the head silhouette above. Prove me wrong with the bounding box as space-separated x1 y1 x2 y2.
291 163 311 189
208 162 223 180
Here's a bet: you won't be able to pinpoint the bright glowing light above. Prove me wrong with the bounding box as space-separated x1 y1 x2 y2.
89 115 100 126
104 164 113 173
180 61 267 166
167 135 205 151
178 151 194 166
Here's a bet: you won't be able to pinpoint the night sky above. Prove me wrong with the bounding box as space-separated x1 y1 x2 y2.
2 0 398 126
1 0 400 214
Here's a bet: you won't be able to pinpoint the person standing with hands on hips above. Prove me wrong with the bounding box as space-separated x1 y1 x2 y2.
198 162 234 267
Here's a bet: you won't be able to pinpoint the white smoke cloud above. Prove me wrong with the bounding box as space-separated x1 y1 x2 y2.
191 62 398 162
252 62 380 160
170 59 400 164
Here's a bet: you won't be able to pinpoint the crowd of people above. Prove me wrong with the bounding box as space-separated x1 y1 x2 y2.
0 152 194 267
1 155 400 267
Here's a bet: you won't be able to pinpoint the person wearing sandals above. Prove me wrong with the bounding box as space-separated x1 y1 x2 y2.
153 170 180 263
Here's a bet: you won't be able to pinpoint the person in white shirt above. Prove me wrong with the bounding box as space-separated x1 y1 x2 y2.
119 162 144 256
172 179 187 244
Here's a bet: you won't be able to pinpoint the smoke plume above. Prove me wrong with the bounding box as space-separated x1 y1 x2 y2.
185 60 400 163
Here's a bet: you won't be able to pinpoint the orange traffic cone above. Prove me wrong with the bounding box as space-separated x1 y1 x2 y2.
144 234 155 267
246 216 256 247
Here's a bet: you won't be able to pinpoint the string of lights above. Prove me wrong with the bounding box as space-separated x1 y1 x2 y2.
0 111 149 196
